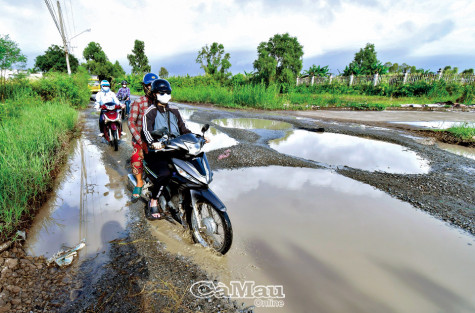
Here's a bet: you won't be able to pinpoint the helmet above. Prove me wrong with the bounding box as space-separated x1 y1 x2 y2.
151 79 172 94
100 80 110 87
121 80 127 85
143 73 158 85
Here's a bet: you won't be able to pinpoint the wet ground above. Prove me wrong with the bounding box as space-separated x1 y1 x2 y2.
7 100 475 312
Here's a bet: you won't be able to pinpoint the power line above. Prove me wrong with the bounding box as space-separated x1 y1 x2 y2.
68 0 77 35
44 0 62 37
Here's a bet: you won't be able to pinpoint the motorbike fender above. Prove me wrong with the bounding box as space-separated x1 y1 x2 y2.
111 123 117 130
190 189 226 212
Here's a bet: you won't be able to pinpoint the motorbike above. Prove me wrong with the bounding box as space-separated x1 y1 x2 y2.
117 95 128 120
128 124 233 254
100 102 123 151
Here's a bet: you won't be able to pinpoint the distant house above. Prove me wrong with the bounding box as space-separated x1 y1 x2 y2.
1 69 43 80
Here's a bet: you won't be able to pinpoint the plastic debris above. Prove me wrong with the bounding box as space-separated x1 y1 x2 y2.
218 149 231 160
47 239 86 267
15 230 26 241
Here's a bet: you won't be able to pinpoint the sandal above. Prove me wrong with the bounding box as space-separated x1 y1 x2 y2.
145 200 162 221
131 186 143 202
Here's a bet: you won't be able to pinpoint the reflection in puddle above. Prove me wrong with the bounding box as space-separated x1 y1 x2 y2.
186 121 238 152
150 166 475 313
25 137 127 259
178 108 195 120
269 130 430 173
213 118 292 130
391 121 468 129
438 142 475 160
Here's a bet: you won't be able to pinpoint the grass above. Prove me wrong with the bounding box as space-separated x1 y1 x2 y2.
0 95 78 239
0 70 89 241
172 84 474 111
446 123 475 141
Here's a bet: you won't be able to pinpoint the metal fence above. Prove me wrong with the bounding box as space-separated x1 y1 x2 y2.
297 73 475 86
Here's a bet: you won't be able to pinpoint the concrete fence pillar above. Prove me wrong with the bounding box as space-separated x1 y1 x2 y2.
349 74 354 86
373 73 379 87
329 74 333 84
296 77 300 85
403 72 409 84
311 75 315 86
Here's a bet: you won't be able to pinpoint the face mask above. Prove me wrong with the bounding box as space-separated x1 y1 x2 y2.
157 93 171 104
122 85 126 88
102 87 110 92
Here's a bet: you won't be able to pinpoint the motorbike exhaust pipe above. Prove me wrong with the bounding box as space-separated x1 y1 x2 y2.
128 174 137 187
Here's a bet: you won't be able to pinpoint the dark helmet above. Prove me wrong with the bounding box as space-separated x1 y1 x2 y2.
151 79 172 94
121 80 127 85
143 73 158 85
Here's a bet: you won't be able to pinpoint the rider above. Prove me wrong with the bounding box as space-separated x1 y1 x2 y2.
94 80 121 136
116 80 131 116
141 78 191 220
127 73 158 201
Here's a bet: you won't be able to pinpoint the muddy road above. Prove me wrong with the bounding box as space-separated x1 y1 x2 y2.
10 101 475 312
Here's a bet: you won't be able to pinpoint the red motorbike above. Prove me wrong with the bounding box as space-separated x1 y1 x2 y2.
100 102 123 151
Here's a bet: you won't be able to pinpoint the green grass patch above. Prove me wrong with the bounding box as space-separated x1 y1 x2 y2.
446 123 475 141
0 95 78 239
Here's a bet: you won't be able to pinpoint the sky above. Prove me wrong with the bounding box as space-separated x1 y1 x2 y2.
1 0 475 76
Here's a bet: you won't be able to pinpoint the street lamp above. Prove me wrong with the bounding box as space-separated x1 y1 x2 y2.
68 28 91 54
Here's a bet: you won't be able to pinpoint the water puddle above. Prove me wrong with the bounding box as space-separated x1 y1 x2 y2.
212 118 293 130
149 166 475 313
186 121 238 152
25 136 128 261
391 121 467 129
437 142 475 160
269 130 430 173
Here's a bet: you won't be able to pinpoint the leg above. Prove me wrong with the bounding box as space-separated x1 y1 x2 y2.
131 142 144 201
99 112 105 135
144 156 171 219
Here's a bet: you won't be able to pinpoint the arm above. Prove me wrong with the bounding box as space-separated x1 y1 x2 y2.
94 92 102 110
142 107 157 145
127 100 143 144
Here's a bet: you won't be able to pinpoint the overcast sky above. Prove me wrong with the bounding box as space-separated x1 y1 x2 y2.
2 0 475 75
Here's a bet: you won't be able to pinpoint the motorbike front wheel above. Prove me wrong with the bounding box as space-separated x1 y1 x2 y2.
190 201 233 254
113 129 119 151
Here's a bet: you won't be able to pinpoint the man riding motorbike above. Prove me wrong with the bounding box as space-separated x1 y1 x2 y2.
94 80 122 137
141 78 191 220
117 80 131 117
127 73 159 201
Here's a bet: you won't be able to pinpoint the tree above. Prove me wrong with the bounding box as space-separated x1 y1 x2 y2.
0 34 27 82
34 44 79 73
82 42 119 81
195 42 231 81
462 68 474 75
303 65 329 77
253 33 303 85
127 40 151 75
159 67 169 78
348 43 380 75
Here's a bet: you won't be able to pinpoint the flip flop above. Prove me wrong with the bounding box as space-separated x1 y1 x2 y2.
131 186 143 202
145 200 162 221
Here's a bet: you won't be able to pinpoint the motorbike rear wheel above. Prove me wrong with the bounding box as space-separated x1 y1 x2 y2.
113 130 118 151
190 201 233 254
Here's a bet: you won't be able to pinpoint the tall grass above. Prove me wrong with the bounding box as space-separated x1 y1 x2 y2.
0 71 88 240
446 123 475 141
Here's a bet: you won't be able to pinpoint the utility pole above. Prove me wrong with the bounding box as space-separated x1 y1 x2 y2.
57 1 71 75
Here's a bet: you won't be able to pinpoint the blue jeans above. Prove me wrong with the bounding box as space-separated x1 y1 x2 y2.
125 100 131 115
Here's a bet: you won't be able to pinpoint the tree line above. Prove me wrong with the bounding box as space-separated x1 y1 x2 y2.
2 33 474 89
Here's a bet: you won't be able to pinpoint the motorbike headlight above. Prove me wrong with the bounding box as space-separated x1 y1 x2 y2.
175 164 201 184
184 141 201 155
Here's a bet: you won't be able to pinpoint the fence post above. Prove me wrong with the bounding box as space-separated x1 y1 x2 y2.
329 74 333 84
296 77 299 85
373 73 379 87
349 74 354 86
437 68 442 80
311 75 315 86
403 71 408 84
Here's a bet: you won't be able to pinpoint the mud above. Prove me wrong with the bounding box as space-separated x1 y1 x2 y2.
1 101 475 312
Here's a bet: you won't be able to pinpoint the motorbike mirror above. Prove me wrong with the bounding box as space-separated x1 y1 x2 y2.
201 124 210 133
150 127 168 137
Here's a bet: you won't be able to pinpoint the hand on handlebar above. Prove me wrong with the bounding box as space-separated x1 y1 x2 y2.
152 142 164 150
